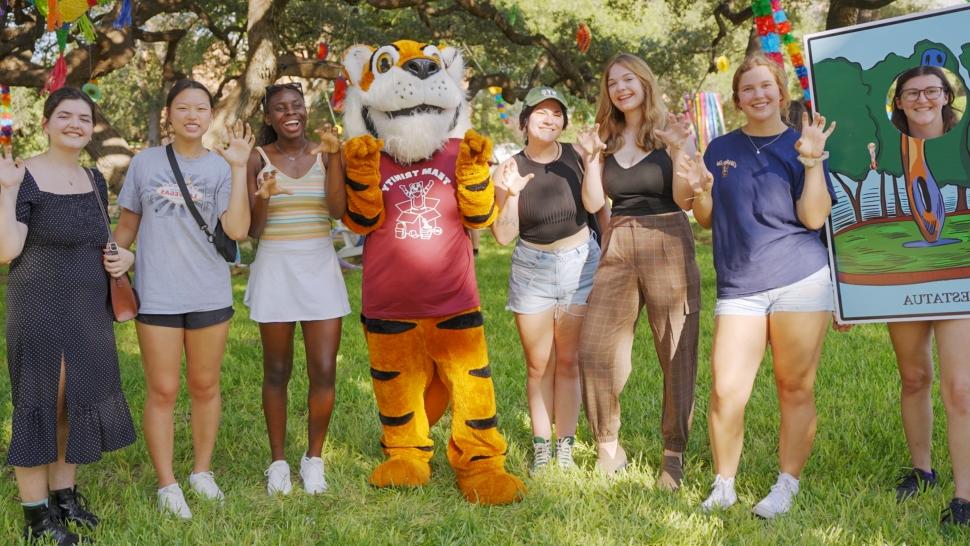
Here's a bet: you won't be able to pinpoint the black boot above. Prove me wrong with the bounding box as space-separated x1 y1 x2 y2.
50 486 100 529
22 503 80 545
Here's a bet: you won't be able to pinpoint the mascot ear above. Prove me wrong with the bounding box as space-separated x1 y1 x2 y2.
342 44 374 86
439 45 466 85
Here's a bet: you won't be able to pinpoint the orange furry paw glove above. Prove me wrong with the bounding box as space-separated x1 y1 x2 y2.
455 129 493 186
342 135 386 234
344 135 384 187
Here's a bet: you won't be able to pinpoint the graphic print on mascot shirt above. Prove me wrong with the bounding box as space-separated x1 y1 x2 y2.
362 139 479 319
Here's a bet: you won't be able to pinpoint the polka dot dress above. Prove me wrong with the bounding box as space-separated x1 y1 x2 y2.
5 169 136 467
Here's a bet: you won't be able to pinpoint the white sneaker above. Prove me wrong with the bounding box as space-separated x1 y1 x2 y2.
700 475 737 512
265 460 292 496
189 471 225 502
300 454 328 494
753 472 799 519
157 483 192 519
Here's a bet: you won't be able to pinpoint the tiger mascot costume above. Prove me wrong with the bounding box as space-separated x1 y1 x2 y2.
339 40 526 505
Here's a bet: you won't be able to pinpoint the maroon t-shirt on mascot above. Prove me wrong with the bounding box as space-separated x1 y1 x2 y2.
361 139 479 319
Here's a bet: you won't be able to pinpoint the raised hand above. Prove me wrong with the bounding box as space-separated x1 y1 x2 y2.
0 146 26 190
795 112 836 159
215 120 256 167
575 124 606 163
456 129 493 184
254 170 293 199
499 160 534 196
310 123 341 155
654 112 694 152
675 151 713 195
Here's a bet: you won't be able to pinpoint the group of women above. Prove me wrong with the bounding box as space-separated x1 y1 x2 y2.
490 53 969 527
0 50 968 544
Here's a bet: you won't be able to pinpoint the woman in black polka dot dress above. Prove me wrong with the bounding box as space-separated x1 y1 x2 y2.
1 88 136 545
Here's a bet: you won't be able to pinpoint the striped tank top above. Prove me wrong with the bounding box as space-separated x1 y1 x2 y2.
256 146 331 240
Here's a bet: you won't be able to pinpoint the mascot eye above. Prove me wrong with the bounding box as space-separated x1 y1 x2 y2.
376 52 394 74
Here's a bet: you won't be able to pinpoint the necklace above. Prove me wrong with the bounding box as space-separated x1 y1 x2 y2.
524 141 560 163
275 141 308 161
744 129 787 155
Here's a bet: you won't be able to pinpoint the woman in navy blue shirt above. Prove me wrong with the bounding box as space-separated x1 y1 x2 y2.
676 54 836 518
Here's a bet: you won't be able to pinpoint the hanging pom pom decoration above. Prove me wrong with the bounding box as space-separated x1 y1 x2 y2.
769 0 813 111
112 0 132 29
750 0 783 66
507 5 519 26
42 24 70 94
317 42 329 61
82 80 102 102
0 85 13 151
46 0 63 31
576 23 592 54
715 55 730 73
330 74 347 113
488 86 510 125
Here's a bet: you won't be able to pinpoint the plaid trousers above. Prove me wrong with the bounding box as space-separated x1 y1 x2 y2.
578 212 701 452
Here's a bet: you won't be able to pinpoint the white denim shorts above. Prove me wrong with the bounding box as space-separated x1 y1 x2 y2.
714 266 834 316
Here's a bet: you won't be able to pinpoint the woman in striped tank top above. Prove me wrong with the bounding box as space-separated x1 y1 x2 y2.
244 82 350 496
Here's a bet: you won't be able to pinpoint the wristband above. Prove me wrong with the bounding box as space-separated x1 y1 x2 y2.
797 150 829 168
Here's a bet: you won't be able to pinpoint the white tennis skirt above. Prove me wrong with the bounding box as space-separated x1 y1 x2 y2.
245 237 351 323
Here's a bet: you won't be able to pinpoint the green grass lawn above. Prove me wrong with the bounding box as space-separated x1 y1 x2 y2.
1 227 968 545
835 214 970 275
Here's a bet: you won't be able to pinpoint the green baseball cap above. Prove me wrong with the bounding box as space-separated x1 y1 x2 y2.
523 86 568 112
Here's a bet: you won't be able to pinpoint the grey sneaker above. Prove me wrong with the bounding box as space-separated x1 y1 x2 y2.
530 438 552 475
700 475 737 512
556 436 577 470
752 473 799 519
157 483 192 519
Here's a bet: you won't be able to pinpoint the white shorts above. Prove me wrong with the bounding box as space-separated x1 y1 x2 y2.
715 266 834 316
245 237 351 323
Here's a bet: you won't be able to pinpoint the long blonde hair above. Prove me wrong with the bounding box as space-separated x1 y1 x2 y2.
594 53 667 154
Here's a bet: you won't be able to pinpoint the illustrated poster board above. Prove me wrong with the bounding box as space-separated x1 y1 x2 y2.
805 4 970 323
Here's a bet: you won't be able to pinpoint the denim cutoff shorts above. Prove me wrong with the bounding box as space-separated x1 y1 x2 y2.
507 236 601 315
714 266 835 316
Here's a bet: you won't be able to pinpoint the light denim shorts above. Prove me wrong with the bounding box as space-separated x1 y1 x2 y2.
714 266 835 316
507 236 601 315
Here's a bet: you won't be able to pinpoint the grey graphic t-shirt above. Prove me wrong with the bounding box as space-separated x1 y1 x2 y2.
118 146 233 314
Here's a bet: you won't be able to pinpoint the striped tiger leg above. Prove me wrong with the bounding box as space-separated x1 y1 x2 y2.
363 317 435 487
429 309 527 504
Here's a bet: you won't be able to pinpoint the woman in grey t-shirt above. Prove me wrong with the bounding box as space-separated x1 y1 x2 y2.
115 80 253 519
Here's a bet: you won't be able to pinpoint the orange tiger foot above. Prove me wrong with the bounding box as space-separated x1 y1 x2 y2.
456 468 527 505
369 457 431 488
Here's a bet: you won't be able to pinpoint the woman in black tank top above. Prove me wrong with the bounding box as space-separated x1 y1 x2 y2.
576 53 702 490
491 87 607 474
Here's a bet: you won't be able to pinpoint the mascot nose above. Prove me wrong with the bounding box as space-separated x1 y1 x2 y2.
403 58 440 80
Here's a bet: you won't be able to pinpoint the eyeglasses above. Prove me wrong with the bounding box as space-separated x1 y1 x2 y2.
262 82 303 107
899 86 945 102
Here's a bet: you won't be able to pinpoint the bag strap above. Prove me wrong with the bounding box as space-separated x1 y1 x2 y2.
166 143 215 243
84 168 116 245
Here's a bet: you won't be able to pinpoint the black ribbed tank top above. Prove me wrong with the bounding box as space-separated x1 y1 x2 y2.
513 145 587 245
604 148 679 216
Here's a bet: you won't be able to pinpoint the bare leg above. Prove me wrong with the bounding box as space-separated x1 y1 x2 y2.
47 359 76 490
936 318 970 499
552 305 586 438
259 322 296 462
302 318 342 458
137 322 186 487
768 311 830 478
888 321 935 472
184 321 229 474
515 309 556 440
708 314 768 478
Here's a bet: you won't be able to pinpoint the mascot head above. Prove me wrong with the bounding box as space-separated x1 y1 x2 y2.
341 40 472 164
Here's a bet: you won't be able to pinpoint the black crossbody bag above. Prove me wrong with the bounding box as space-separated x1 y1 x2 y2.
165 144 237 262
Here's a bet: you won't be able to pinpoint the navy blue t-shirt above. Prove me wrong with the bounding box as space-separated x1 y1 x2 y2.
703 128 836 298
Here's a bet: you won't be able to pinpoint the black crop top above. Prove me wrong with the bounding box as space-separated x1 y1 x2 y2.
513 145 587 245
603 149 680 216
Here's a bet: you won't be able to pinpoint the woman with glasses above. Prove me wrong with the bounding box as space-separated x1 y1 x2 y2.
886 65 969 528
114 79 253 518
245 81 349 496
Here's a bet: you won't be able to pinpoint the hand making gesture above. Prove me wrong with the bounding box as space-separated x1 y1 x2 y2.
654 112 694 152
311 123 342 155
675 151 713 196
795 112 836 159
215 120 256 168
254 170 294 199
575 124 606 165
0 146 26 191
498 160 534 197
